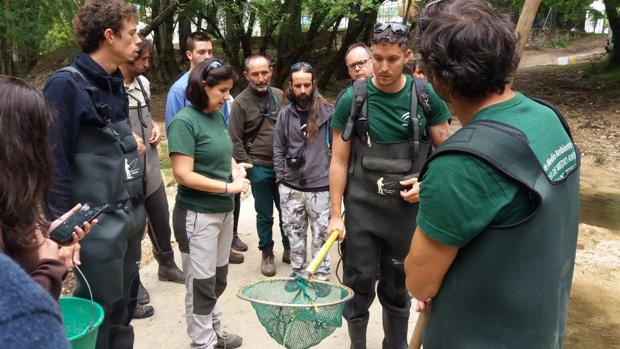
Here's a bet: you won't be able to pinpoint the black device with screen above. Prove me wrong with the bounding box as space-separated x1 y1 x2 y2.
48 203 108 245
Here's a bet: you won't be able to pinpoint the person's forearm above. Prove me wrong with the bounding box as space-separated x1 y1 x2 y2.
329 160 348 217
174 171 228 194
429 120 450 147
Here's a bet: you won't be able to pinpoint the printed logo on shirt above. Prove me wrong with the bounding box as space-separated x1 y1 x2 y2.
400 112 410 127
542 141 577 181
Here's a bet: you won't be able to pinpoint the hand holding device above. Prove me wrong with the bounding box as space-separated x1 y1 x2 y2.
48 203 106 245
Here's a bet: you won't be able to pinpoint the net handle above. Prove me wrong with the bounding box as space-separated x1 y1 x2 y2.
305 230 340 276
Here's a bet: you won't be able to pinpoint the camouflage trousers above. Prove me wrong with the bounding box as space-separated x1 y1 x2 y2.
278 185 331 281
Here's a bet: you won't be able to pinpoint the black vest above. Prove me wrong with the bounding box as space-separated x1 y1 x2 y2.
420 117 580 348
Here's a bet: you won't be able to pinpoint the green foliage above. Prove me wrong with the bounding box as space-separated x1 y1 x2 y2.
43 14 76 52
598 65 620 81
551 38 571 48
0 0 78 70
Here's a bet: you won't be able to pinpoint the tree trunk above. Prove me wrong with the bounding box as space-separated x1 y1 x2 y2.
178 11 192 62
152 0 181 84
604 0 620 67
515 0 543 59
1 0 13 75
274 0 303 87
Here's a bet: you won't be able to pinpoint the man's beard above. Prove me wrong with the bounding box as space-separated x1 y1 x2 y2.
250 82 269 94
293 93 312 111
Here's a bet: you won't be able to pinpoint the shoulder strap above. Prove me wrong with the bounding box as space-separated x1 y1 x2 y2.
414 78 432 116
134 76 151 112
342 80 366 141
409 78 421 157
245 87 277 151
420 120 544 190
57 65 111 123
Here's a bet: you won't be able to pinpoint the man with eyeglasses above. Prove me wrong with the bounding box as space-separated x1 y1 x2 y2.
228 54 289 277
404 1 579 348
345 42 373 81
327 22 451 348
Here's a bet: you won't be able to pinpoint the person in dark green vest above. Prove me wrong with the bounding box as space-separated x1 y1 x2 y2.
404 1 580 348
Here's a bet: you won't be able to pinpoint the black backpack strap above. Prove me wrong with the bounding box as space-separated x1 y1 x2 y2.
414 78 432 116
342 80 366 141
134 76 151 112
409 78 421 157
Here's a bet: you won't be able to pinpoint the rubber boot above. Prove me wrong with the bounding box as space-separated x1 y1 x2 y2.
347 318 368 349
137 281 150 305
382 310 409 349
154 249 185 284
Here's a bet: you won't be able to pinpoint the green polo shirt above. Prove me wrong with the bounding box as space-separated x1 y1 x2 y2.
331 74 451 142
418 92 578 247
168 106 234 213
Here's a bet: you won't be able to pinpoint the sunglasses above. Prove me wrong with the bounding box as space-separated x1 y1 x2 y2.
203 59 224 79
374 22 408 37
289 61 313 73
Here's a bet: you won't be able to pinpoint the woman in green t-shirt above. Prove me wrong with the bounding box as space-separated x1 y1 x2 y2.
168 58 250 349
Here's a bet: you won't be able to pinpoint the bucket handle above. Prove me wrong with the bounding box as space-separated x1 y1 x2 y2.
74 264 95 330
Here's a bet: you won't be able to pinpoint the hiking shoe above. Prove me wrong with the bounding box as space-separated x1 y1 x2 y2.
137 282 150 305
215 331 242 349
133 304 154 319
282 248 291 264
231 234 248 252
261 249 276 276
229 250 244 264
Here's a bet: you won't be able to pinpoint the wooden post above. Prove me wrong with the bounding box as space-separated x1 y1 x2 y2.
515 0 542 60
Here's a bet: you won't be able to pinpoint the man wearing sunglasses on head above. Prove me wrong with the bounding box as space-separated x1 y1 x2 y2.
228 54 290 277
328 22 451 348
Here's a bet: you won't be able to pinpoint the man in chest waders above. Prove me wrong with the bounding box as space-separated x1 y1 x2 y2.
404 1 580 348
120 35 186 319
44 1 146 348
327 23 452 348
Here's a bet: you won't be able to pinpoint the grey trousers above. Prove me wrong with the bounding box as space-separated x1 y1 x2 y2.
278 185 331 280
173 206 233 349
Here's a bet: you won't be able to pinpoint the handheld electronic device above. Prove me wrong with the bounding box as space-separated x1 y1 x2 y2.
48 203 108 245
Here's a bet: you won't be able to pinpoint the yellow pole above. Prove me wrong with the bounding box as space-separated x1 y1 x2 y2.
306 230 340 275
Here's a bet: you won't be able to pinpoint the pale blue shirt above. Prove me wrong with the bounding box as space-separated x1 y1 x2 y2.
165 71 231 128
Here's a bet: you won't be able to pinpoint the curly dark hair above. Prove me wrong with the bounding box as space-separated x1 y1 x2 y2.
72 0 138 53
0 76 53 250
416 0 519 99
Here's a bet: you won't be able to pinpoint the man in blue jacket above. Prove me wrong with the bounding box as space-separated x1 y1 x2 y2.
44 1 145 348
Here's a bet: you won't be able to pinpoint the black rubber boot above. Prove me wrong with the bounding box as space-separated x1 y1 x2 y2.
382 311 409 349
137 281 150 305
347 318 368 349
154 249 185 284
